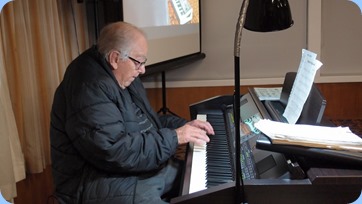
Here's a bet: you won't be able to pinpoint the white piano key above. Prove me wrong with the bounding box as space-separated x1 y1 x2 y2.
194 114 207 151
189 114 208 193
196 114 207 122
189 143 207 193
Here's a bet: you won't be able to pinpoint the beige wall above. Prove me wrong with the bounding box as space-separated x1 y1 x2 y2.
143 0 362 88
321 0 362 78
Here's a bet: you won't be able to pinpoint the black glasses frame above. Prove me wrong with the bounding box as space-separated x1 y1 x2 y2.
128 56 147 70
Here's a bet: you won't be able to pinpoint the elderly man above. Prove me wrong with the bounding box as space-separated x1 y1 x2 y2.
50 21 214 203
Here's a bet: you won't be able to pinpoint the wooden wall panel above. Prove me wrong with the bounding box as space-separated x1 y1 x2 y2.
317 82 362 119
146 82 362 120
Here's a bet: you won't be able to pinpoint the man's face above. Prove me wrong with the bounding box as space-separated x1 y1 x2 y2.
112 34 148 89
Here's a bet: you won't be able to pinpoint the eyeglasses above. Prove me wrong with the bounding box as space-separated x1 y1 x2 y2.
127 56 147 70
114 50 147 70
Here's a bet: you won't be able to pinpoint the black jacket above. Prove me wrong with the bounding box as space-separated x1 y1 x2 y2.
50 46 186 203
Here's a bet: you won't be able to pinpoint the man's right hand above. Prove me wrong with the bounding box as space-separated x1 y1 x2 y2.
175 123 211 146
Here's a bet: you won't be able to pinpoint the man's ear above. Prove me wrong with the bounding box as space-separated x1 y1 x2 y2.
108 51 119 70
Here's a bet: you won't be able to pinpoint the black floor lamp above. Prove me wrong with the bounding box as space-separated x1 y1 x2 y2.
233 0 293 203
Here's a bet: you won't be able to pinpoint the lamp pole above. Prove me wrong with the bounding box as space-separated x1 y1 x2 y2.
233 0 250 203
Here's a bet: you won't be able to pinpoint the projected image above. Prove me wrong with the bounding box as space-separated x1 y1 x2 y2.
168 0 200 25
123 0 199 27
123 0 201 65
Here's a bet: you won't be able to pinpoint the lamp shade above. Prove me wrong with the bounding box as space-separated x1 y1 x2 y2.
244 0 293 32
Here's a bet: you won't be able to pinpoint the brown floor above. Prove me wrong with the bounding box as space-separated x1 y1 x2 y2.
14 166 55 204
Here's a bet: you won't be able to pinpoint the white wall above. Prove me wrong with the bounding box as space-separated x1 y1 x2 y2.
143 0 362 88
319 0 362 82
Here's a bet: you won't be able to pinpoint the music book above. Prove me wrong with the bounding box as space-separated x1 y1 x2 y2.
255 119 362 153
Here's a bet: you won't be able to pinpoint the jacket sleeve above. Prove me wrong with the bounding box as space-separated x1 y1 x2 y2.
64 80 178 174
159 114 188 129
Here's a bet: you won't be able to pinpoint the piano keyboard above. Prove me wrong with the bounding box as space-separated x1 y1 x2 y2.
188 114 207 193
188 114 234 193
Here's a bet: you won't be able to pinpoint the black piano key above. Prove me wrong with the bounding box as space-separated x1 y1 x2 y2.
204 113 235 188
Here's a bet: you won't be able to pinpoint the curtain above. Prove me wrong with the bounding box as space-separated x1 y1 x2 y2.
0 0 89 200
0 27 25 202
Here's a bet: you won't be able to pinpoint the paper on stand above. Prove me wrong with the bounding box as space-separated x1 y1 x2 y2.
283 49 323 124
253 87 282 101
255 119 362 152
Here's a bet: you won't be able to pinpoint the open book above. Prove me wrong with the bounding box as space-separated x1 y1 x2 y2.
255 119 362 153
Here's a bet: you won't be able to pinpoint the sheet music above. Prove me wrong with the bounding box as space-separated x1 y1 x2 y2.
255 119 362 152
283 49 323 124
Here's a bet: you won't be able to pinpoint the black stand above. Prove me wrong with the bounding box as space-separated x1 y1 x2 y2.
157 71 178 116
233 0 250 203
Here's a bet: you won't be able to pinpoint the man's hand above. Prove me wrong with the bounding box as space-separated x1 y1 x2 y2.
175 119 214 145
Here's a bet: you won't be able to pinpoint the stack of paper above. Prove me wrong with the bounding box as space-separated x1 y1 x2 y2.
255 119 362 152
